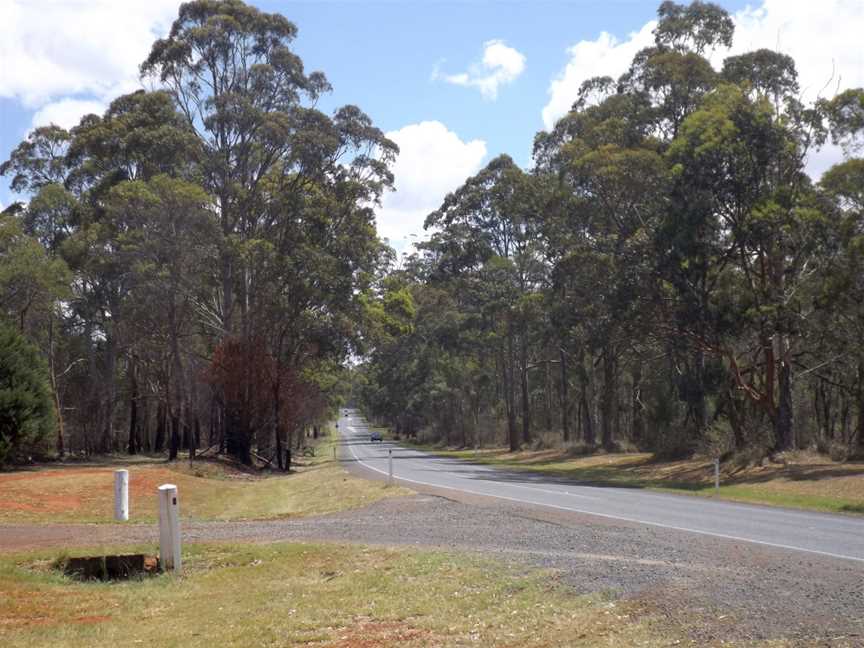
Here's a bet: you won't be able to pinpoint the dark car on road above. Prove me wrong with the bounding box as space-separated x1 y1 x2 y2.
370 431 383 442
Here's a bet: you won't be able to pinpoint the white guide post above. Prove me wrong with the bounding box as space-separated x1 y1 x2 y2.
714 458 720 494
158 484 182 572
114 469 129 521
388 448 393 486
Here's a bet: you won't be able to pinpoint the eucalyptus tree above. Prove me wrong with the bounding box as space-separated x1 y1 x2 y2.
617 1 733 449
357 274 426 437
653 0 734 54
58 90 202 453
0 125 72 195
616 1 730 142
815 94 864 455
242 141 396 462
426 155 547 449
0 213 70 454
140 0 331 334
667 77 827 452
104 175 217 459
346 1 864 464
536 81 668 449
1 128 77 455
141 1 397 462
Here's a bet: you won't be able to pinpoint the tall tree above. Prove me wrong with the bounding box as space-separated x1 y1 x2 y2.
426 155 546 449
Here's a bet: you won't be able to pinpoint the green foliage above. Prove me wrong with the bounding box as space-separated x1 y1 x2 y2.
653 1 734 53
0 125 70 194
822 88 864 154
0 215 70 336
721 49 798 99
0 323 54 465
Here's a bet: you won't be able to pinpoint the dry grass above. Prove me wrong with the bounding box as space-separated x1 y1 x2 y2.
0 434 410 524
412 445 864 514
0 541 687 648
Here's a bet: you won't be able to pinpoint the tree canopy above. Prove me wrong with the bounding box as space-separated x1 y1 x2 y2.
356 1 864 463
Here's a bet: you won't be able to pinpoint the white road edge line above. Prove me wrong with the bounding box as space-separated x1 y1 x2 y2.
347 426 598 501
348 424 599 501
343 426 864 565
383 451 600 501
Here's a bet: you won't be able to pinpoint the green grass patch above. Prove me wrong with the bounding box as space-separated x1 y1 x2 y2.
0 542 677 647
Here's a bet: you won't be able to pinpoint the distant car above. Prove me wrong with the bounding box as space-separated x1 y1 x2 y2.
370 431 383 442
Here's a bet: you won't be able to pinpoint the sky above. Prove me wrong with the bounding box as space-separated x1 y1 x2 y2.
1 0 863 250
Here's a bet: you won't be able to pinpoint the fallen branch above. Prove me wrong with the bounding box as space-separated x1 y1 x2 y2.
250 450 274 467
195 443 221 458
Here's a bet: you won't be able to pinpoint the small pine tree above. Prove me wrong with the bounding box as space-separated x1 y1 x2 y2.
0 323 54 466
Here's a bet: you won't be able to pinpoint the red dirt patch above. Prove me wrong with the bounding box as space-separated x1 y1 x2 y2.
72 615 110 624
0 468 108 484
0 465 196 520
91 468 184 498
0 582 113 629
0 496 82 513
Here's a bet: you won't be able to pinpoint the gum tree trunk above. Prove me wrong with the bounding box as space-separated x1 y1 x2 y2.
560 347 570 443
128 355 139 455
601 345 617 450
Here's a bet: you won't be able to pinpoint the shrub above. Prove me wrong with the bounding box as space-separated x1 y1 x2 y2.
697 418 735 459
828 442 850 463
0 323 54 466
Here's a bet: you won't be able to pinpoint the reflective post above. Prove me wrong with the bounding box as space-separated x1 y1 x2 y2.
158 484 181 572
114 469 129 521
714 458 720 494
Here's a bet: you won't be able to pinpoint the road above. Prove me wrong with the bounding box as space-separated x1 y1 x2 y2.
340 410 864 564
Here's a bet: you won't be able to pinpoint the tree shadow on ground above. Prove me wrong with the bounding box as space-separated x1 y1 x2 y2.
724 464 864 485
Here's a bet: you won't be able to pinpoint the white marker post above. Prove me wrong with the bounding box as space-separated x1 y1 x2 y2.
158 484 182 573
388 448 393 486
714 458 720 494
114 469 129 521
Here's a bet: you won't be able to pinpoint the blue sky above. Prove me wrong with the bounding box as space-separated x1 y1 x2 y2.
265 0 752 164
2 0 862 247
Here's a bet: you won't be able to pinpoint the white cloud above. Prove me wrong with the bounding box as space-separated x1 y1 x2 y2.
435 39 526 100
0 0 180 124
542 21 656 130
376 121 487 249
31 98 107 130
729 0 864 104
541 0 864 178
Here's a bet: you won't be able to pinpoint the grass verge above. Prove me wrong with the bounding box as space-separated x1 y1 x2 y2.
405 444 864 515
0 432 411 525
0 541 681 647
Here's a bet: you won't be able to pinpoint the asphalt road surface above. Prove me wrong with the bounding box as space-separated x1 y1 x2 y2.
340 410 864 564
